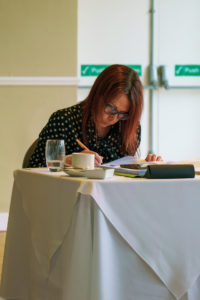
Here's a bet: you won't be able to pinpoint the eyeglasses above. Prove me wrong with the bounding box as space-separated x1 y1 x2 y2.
104 104 129 120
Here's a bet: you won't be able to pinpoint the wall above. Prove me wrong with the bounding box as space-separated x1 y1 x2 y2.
0 0 77 212
78 0 200 161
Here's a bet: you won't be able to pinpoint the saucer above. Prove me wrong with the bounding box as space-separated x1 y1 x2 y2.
63 168 86 177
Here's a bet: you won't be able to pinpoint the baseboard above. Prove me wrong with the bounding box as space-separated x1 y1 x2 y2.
0 213 8 231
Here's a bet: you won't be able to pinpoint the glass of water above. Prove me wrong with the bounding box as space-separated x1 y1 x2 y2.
46 140 65 172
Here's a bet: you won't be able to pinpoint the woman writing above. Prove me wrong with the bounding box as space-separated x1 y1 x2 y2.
28 64 161 167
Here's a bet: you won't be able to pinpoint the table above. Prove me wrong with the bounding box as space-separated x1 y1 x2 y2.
1 169 200 300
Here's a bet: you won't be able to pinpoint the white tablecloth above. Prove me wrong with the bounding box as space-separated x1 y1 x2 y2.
1 169 200 300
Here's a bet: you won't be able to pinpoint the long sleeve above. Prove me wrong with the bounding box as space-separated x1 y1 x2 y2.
28 105 84 167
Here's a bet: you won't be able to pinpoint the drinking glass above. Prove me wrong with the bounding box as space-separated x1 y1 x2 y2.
45 140 65 172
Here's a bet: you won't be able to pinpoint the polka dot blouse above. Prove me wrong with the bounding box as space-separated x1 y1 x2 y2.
28 103 141 167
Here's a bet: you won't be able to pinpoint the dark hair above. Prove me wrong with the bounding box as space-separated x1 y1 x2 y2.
82 64 143 155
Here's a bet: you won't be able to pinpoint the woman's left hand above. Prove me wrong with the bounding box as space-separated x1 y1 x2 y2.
145 154 163 162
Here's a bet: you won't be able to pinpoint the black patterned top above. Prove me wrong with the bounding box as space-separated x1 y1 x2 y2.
28 103 141 167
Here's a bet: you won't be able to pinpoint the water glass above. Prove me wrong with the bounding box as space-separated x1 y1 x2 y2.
46 140 65 172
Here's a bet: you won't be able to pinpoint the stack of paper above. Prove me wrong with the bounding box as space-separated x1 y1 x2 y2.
102 156 147 177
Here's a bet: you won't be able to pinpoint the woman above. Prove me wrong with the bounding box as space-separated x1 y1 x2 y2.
28 64 161 167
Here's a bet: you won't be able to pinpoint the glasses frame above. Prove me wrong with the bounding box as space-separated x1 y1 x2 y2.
104 104 129 120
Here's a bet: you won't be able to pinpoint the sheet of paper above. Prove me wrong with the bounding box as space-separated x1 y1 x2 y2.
102 156 137 167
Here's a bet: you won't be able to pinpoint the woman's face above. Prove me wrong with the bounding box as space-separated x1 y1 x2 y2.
97 94 130 129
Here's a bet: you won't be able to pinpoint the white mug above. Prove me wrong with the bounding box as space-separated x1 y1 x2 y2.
72 153 95 170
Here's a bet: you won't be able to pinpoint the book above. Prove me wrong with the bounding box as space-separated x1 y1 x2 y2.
102 156 147 177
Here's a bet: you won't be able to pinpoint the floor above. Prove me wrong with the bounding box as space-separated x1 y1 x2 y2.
0 231 6 282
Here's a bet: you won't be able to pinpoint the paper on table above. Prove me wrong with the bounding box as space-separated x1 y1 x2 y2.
102 156 137 167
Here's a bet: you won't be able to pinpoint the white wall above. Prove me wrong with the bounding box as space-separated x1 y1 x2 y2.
0 0 77 212
78 0 200 161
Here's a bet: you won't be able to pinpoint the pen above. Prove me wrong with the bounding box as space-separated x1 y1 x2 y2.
76 138 89 151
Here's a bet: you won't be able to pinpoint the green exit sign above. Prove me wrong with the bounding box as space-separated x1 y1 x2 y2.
175 65 200 76
81 64 142 76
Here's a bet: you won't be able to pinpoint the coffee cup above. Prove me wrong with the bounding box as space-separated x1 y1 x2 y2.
72 153 95 169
